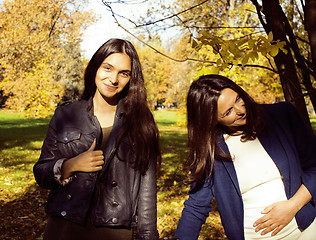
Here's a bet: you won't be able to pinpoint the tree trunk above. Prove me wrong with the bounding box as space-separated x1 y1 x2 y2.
305 0 316 77
261 0 312 128
279 4 316 114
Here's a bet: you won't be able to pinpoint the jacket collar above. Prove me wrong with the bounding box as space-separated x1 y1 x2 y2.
86 97 125 117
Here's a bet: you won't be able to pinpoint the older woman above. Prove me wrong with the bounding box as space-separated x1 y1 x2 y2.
174 74 316 240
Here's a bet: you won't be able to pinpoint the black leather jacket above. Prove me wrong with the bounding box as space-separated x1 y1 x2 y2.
33 98 159 240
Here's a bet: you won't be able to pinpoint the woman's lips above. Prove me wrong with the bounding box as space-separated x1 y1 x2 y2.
104 83 117 91
238 112 247 120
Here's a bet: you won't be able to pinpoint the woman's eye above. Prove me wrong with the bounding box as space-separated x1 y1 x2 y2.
103 65 111 71
224 109 232 117
120 72 130 78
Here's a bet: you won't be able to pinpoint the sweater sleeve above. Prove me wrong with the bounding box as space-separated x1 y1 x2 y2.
174 178 214 240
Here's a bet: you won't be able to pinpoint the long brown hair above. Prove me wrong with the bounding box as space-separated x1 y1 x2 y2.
187 74 263 183
82 38 160 174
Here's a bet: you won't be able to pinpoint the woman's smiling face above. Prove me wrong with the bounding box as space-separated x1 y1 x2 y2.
94 52 131 103
217 88 247 130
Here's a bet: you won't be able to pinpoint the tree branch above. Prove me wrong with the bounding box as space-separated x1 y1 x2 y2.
48 3 64 40
101 1 276 73
132 0 209 28
250 0 269 32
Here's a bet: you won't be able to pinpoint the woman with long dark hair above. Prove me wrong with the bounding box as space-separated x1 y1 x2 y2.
34 38 160 240
174 74 316 239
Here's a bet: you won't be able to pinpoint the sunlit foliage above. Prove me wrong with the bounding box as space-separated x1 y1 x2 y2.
0 0 95 117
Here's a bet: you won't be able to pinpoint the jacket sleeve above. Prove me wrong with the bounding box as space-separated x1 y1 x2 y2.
33 108 64 190
174 178 214 240
136 158 159 240
284 102 316 205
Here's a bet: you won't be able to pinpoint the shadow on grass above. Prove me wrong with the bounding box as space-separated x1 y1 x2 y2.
158 130 189 194
0 111 226 239
0 184 49 240
0 117 49 168
156 125 226 240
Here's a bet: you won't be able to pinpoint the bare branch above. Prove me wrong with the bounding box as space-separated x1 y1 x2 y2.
193 26 264 29
104 0 149 4
48 3 64 39
294 0 304 23
175 15 194 37
131 0 209 28
101 1 276 73
250 0 269 32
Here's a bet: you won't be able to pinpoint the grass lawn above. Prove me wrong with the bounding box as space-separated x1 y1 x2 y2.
0 109 225 240
6 109 316 239
1 109 315 240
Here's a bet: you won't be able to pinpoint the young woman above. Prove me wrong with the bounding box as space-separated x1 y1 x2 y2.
174 74 316 240
34 38 160 240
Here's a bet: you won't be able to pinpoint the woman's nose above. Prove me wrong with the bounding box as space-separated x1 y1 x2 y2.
234 103 245 114
109 72 119 84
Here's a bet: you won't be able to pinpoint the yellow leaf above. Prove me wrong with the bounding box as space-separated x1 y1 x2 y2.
270 46 279 57
268 31 274 42
242 55 249 66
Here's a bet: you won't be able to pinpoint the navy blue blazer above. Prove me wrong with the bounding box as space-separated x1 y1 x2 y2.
174 102 316 240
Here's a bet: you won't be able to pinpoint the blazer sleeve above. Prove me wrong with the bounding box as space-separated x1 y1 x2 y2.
284 102 316 205
174 178 214 240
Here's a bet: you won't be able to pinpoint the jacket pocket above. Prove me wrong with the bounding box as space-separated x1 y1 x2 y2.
56 128 86 159
57 129 81 143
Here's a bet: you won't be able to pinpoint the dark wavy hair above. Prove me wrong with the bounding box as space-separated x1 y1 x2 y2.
82 38 160 174
187 74 263 183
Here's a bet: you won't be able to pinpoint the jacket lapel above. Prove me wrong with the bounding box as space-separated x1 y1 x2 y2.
258 121 291 195
217 136 242 199
98 101 124 177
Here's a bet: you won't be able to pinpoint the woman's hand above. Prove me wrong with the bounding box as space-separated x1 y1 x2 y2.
253 184 312 236
61 139 104 178
253 200 298 236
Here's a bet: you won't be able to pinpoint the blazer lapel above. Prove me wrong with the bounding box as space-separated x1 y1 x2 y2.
258 122 290 195
217 136 242 199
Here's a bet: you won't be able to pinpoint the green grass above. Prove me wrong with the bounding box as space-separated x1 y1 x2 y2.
0 109 226 240
0 111 49 201
0 111 50 239
1 109 315 239
2 109 315 239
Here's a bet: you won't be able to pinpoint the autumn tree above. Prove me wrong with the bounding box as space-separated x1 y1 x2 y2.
0 0 95 117
250 0 316 127
136 37 171 109
102 0 316 127
136 34 197 110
